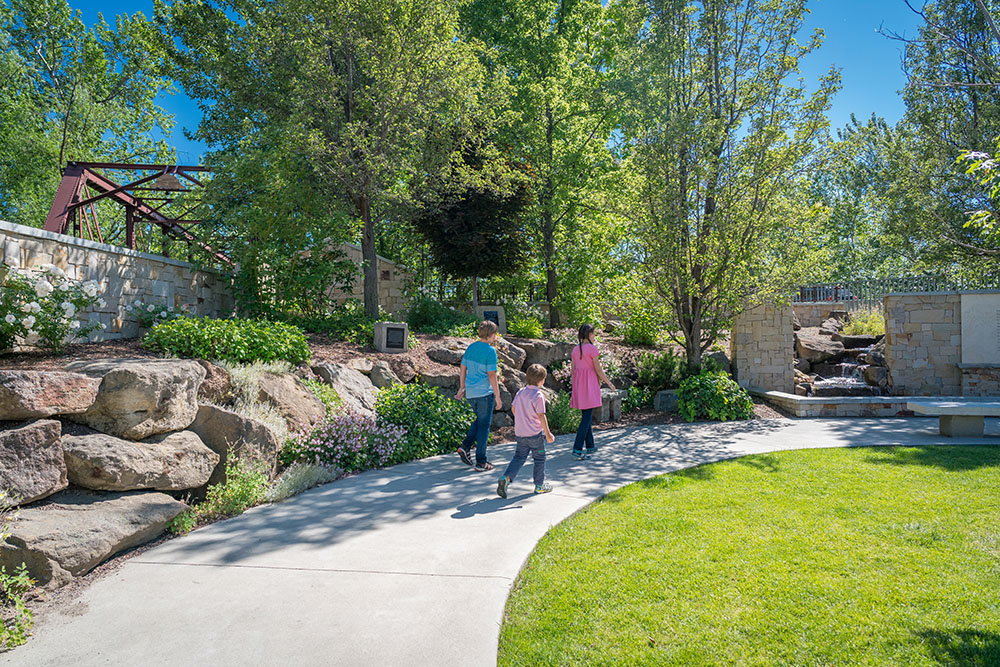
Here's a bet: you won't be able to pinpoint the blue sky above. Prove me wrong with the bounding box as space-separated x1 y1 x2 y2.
70 0 924 164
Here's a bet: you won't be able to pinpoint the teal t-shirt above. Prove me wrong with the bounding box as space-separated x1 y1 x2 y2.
462 341 498 399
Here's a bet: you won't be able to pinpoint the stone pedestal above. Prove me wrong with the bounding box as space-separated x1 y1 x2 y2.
595 389 625 423
374 322 409 354
475 305 506 334
939 415 985 437
654 389 678 413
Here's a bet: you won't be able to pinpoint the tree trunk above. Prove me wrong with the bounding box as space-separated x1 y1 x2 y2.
472 274 479 310
360 197 379 318
543 211 559 328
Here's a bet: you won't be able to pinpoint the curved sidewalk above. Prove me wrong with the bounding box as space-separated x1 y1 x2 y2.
5 417 999 667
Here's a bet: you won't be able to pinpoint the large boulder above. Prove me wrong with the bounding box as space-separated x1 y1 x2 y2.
62 430 219 492
794 330 845 364
492 411 512 429
196 360 233 404
506 338 574 369
345 358 374 375
0 419 66 505
495 337 527 370
832 333 878 349
66 359 206 440
819 317 845 336
498 383 513 412
863 365 889 388
704 350 732 374
257 373 326 430
311 363 378 417
422 369 460 391
0 370 100 420
188 405 279 492
425 340 466 366
370 362 401 389
388 357 417 383
502 368 527 397
0 490 186 588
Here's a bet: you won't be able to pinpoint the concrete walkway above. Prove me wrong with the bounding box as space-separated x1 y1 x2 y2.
5 417 999 667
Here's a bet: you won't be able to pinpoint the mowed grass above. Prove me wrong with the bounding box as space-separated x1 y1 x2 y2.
499 446 1000 667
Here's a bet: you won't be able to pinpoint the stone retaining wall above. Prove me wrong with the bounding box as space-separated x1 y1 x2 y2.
730 302 794 393
884 293 963 396
751 390 914 418
328 243 412 315
1 220 234 340
793 301 847 327
961 365 1000 396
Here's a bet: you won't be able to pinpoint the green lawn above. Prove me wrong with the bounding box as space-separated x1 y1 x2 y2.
499 446 1000 667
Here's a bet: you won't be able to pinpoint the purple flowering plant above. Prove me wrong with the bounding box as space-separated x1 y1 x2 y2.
281 411 407 473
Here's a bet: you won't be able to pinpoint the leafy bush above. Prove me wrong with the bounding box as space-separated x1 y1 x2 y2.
0 264 104 352
620 305 661 346
546 392 581 434
843 308 886 336
550 360 571 389
302 378 342 417
126 298 189 328
637 349 686 392
508 315 544 339
1 489 33 649
376 383 474 462
166 509 197 535
279 299 375 346
406 295 477 335
143 316 310 365
676 373 754 423
196 459 270 521
280 412 406 472
623 385 655 414
265 463 339 502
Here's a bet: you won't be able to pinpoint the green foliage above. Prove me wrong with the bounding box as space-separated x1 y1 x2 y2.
622 385 654 415
546 392 581 435
197 459 270 521
126 298 189 329
636 350 687 392
406 295 478 335
166 509 197 535
142 316 310 365
507 315 544 339
0 489 33 649
302 379 342 418
280 413 406 472
620 306 661 347
676 374 754 423
0 265 104 352
375 383 475 462
842 308 886 336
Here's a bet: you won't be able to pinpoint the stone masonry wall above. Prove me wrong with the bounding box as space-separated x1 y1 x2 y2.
730 302 794 393
961 366 1000 396
1 220 234 341
792 301 847 328
327 242 412 315
884 293 962 396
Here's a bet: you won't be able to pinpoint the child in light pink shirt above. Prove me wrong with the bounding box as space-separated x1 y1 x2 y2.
497 364 555 497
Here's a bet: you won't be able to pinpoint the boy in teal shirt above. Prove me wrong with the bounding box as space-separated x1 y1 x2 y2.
455 320 502 471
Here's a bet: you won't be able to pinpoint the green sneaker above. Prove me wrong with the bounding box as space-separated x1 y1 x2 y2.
497 476 509 499
534 482 553 494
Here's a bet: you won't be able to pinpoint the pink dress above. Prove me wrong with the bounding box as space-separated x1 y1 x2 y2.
570 343 602 410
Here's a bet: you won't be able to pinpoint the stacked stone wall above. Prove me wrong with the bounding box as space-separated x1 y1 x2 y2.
792 301 847 328
961 366 1000 396
1 220 234 341
328 242 412 315
884 293 962 396
730 302 794 393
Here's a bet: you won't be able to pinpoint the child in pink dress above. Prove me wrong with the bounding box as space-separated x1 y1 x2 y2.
570 323 615 459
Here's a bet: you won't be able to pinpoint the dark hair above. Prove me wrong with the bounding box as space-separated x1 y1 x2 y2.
577 324 595 356
525 363 547 385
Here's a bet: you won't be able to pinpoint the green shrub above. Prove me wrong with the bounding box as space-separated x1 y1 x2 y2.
620 305 661 346
197 459 270 520
0 489 33 649
302 378 342 417
143 316 310 365
546 392 581 434
278 299 374 346
0 265 104 352
676 373 754 423
376 383 474 462
843 308 885 336
623 385 655 414
280 412 406 471
508 315 544 339
637 349 686 392
166 509 197 535
406 296 477 335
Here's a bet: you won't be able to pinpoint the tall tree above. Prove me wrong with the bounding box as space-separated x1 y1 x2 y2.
462 0 615 327
0 0 174 228
614 0 838 371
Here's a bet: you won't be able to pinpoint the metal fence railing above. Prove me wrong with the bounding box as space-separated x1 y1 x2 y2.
793 275 1000 311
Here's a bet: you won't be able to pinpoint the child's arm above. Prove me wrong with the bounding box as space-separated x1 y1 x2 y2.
538 413 554 443
488 370 502 411
455 364 468 399
593 357 616 390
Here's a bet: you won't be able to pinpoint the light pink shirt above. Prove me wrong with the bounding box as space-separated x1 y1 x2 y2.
570 343 602 410
512 385 546 437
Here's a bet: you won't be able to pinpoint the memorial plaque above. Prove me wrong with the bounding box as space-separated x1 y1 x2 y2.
385 325 406 350
474 305 507 334
482 310 500 326
960 293 1000 365
374 321 409 354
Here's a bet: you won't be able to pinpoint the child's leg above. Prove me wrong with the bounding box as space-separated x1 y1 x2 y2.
531 438 546 488
474 396 494 465
574 408 594 452
460 398 479 453
503 438 531 483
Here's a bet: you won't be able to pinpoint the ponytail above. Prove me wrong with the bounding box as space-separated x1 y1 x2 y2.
577 323 595 358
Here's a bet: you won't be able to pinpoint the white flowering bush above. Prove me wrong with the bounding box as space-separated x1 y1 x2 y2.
124 298 188 328
0 265 104 352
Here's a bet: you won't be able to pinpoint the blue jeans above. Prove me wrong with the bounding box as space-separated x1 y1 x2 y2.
573 407 595 452
461 394 494 466
502 433 546 487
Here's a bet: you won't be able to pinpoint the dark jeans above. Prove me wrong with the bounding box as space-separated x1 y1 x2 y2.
573 407 595 452
461 394 494 465
502 433 546 487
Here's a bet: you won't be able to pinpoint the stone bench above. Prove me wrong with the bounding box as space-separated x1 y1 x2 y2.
906 400 1000 437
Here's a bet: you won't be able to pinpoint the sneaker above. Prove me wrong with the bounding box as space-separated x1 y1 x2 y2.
474 461 495 472
534 482 553 494
584 448 595 459
457 448 473 466
571 450 586 460
497 476 509 499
